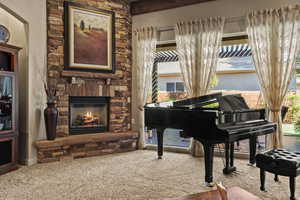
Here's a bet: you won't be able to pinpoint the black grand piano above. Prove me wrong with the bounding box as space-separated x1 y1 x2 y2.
144 92 278 185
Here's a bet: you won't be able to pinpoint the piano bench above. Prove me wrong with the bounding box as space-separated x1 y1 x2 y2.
256 149 300 200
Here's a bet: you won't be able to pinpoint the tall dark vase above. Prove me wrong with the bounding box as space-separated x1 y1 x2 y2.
44 102 58 140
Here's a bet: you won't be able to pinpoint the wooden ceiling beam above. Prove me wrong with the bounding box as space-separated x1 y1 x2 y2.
131 0 216 16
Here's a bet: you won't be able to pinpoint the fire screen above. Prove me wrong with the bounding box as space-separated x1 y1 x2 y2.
69 96 109 135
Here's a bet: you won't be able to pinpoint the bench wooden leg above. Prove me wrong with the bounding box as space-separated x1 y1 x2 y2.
290 176 296 200
260 169 266 191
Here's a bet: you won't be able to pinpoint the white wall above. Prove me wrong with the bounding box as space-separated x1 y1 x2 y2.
0 0 47 165
215 73 260 91
158 62 180 74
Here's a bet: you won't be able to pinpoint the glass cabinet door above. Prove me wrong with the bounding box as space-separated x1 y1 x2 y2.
0 75 13 132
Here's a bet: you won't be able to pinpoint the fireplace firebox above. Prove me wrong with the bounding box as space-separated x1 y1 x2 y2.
69 96 110 135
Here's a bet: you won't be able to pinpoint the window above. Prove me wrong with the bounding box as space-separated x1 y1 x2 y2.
150 38 300 153
166 82 184 92
218 56 254 72
146 61 190 149
166 82 175 92
214 44 260 91
218 44 254 72
176 82 184 92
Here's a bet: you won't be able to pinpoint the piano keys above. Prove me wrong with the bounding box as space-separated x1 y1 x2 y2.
144 92 278 185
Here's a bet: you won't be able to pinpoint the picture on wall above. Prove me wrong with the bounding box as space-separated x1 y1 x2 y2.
64 2 115 73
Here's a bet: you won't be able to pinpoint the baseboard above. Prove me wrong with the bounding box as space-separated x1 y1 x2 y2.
19 157 37 166
145 144 190 154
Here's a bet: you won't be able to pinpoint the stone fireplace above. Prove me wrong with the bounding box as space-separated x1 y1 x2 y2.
69 96 110 135
34 0 138 164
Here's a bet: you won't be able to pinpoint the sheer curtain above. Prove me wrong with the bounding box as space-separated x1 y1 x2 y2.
247 6 300 148
175 17 224 156
133 27 158 149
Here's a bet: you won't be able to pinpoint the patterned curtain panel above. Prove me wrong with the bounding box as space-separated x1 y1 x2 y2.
133 27 158 148
175 17 224 156
247 6 300 148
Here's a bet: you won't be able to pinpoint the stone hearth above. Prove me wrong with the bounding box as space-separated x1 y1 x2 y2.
35 131 138 163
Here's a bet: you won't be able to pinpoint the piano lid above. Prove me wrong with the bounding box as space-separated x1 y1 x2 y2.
145 101 173 108
173 92 222 108
217 94 250 111
144 92 222 109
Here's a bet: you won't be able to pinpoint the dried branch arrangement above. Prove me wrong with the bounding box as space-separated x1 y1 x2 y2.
44 78 57 103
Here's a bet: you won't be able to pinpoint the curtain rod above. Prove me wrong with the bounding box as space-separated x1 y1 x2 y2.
156 32 248 48
158 16 246 32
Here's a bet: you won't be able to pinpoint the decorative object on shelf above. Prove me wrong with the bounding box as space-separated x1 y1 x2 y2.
64 1 115 73
70 77 84 85
44 78 58 140
0 25 10 44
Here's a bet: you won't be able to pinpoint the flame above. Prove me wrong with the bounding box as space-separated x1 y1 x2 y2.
85 112 93 118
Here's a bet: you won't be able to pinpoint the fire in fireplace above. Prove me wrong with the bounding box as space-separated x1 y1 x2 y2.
69 96 110 135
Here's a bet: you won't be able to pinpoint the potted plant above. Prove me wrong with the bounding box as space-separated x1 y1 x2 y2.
44 79 58 140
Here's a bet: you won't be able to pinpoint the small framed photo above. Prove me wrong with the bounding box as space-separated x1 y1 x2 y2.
64 1 115 73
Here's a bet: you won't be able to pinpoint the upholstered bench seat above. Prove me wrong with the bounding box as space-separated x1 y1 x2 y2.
256 149 300 200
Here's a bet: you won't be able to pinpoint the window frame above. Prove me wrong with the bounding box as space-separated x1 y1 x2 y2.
166 82 175 92
166 81 185 92
175 82 184 92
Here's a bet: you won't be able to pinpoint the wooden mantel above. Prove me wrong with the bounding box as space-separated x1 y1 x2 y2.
130 0 216 15
61 70 123 80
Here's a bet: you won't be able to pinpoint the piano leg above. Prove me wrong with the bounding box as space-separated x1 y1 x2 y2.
156 128 164 159
230 142 234 167
202 142 214 185
223 142 237 175
249 136 257 165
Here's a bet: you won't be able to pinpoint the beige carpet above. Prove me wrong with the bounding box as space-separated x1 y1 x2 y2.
0 150 298 200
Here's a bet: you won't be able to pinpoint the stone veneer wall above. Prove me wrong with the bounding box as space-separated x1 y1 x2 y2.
47 0 132 137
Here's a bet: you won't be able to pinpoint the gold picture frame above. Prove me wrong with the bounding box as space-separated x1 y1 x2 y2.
64 1 115 73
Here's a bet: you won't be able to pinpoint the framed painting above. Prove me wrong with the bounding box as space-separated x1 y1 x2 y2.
64 2 115 73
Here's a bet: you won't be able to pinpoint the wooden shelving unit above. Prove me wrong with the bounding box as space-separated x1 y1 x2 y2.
0 43 21 175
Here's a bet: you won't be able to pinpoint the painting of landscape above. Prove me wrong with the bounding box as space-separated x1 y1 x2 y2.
73 9 109 66
65 2 115 72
